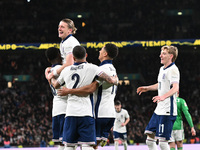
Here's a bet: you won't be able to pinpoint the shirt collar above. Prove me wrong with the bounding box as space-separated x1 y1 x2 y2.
51 63 61 67
164 62 175 70
62 34 72 43
73 62 87 66
99 60 112 66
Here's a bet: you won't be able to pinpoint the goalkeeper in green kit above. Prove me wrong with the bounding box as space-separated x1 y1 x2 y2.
169 91 196 150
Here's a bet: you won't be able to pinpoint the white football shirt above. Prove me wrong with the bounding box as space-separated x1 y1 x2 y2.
50 65 68 117
94 60 117 118
154 62 180 116
113 108 130 133
57 62 103 117
60 35 80 64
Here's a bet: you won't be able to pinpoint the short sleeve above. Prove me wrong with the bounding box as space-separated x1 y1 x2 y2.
125 110 130 119
169 67 180 84
57 69 65 86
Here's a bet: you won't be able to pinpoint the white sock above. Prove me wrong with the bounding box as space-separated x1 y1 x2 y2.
123 141 128 150
114 141 119 150
64 146 75 150
146 137 158 150
58 145 65 150
159 140 170 150
81 146 94 150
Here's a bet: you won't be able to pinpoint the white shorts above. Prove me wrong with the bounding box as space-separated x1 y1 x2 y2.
169 130 184 142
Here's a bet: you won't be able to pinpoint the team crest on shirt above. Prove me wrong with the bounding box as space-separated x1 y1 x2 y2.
62 48 66 56
162 73 165 79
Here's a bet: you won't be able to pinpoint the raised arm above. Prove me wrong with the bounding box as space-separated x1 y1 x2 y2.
57 53 74 75
46 54 74 80
137 83 158 95
58 81 99 96
45 67 52 84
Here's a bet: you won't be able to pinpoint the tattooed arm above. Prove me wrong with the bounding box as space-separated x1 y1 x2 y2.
98 72 118 85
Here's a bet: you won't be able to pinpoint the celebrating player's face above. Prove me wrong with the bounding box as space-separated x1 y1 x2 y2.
58 21 72 40
98 47 106 61
160 49 173 66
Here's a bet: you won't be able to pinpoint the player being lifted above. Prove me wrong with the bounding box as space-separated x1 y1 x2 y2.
45 18 80 81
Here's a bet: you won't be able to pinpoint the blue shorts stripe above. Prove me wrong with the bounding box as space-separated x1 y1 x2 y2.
95 86 102 118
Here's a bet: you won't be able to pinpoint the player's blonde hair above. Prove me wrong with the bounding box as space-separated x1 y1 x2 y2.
161 45 178 62
61 18 77 34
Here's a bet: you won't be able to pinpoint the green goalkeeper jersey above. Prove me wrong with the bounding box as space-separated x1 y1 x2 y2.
173 97 194 130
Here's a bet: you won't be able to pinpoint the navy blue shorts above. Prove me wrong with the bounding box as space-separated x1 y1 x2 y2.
113 131 127 141
145 113 176 140
52 114 65 142
62 116 96 146
95 118 115 141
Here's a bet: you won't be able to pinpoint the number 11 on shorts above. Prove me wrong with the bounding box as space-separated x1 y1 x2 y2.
159 124 164 135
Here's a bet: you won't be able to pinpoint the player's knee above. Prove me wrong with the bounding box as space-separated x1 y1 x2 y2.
176 141 183 148
146 133 155 139
114 140 119 146
169 142 176 150
123 140 127 145
159 140 170 150
146 137 157 149
146 139 155 147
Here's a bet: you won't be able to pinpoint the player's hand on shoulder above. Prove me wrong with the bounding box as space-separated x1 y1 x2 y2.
45 67 51 79
47 72 54 80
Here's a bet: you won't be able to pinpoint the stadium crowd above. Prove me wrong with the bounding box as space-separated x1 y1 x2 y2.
0 46 200 147
1 0 200 43
1 0 200 148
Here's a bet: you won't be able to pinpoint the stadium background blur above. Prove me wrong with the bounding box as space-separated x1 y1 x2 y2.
0 0 200 148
